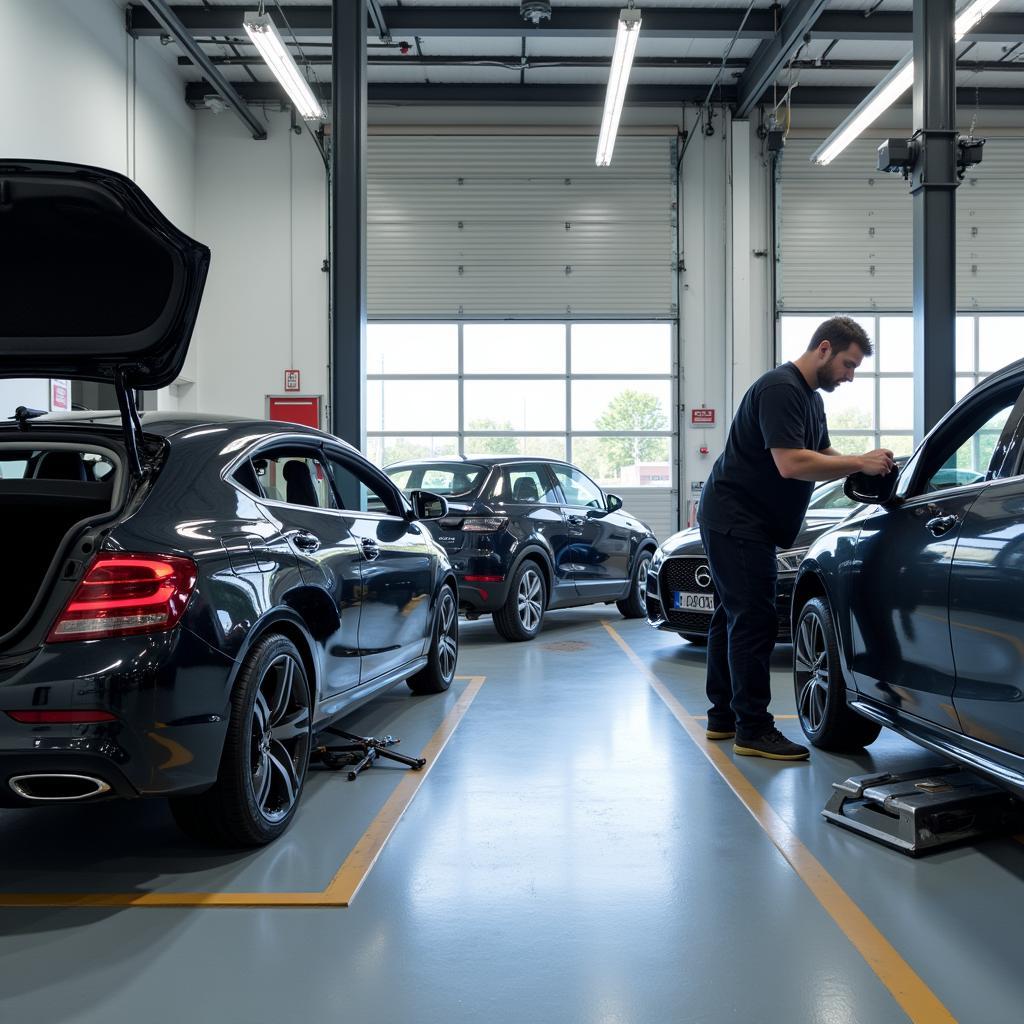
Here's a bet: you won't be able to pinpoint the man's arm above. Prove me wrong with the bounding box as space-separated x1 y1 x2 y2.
772 447 894 482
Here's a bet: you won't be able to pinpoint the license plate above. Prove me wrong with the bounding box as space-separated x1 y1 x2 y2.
673 591 714 612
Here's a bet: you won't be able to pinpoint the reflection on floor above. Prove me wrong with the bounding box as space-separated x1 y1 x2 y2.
0 607 1021 1023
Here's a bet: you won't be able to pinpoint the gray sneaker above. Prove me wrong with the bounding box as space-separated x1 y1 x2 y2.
734 727 809 761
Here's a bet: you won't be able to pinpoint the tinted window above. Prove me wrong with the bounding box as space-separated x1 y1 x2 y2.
503 464 561 505
552 465 604 510
385 462 486 497
326 454 399 515
237 450 335 509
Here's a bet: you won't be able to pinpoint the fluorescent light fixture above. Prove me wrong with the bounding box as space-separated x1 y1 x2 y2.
243 10 325 121
596 8 642 167
812 0 1001 166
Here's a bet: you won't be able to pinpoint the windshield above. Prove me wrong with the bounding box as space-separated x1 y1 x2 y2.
386 462 487 498
806 479 856 513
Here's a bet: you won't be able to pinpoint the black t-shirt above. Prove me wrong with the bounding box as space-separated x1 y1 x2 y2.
698 362 830 549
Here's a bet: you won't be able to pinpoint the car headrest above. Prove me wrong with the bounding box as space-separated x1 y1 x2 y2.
34 451 87 481
512 476 540 502
282 460 319 507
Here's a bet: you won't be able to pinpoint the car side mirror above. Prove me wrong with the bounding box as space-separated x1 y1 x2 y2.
409 489 449 521
843 468 900 508
606 493 623 512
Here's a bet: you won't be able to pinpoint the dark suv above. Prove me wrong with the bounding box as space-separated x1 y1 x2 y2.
0 160 458 846
385 458 659 641
791 358 1024 797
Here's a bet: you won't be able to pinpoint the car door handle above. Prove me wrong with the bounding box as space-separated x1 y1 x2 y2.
360 538 380 561
925 514 959 537
567 515 585 527
293 531 321 553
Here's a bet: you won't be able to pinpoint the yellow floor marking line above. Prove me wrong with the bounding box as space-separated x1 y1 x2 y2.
602 622 957 1024
0 676 486 910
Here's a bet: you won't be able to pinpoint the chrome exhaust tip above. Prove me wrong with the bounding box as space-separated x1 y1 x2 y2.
8 774 112 801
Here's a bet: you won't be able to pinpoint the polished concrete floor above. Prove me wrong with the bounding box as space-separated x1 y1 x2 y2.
1 609 1023 1023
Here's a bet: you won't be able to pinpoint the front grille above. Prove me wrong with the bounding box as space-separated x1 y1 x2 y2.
659 557 715 631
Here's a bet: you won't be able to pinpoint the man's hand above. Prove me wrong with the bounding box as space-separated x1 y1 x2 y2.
858 448 896 477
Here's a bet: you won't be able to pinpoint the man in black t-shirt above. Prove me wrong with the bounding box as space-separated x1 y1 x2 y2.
696 317 895 760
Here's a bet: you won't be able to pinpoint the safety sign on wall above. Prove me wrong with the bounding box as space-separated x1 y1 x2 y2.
691 407 715 427
284 369 301 392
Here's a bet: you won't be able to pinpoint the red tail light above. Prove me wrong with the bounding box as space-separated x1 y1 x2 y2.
47 552 198 643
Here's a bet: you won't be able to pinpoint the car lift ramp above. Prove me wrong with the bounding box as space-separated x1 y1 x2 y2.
823 765 1024 855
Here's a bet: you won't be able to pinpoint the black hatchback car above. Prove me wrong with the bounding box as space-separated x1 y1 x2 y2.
384 458 659 640
790 358 1024 794
0 160 458 846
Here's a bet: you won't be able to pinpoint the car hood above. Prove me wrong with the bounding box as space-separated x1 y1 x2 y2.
658 513 848 558
0 160 210 390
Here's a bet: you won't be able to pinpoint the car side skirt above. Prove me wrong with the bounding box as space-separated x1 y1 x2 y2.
849 694 1024 797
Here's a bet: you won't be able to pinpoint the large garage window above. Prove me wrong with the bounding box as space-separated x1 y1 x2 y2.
367 321 676 487
778 313 1019 458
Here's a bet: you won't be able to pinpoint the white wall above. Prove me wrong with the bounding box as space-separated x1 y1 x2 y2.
1 0 197 411
192 110 328 419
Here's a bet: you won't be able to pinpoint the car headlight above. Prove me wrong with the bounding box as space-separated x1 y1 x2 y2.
776 547 808 574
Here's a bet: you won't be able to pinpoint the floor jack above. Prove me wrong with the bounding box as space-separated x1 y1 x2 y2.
313 726 427 781
823 765 1024 855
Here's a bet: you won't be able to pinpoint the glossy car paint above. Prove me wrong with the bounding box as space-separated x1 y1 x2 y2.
795 359 1024 794
386 458 658 615
0 413 457 802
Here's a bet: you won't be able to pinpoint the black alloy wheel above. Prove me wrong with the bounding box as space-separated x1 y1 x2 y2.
409 585 459 694
617 550 653 619
793 596 881 752
493 560 547 641
170 634 312 846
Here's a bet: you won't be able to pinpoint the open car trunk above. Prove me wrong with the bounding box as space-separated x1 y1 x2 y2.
0 441 124 637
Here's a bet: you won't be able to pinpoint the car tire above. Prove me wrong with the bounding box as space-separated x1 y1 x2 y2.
793 596 881 752
616 550 653 619
493 560 547 642
169 633 312 847
680 632 708 647
408 586 459 694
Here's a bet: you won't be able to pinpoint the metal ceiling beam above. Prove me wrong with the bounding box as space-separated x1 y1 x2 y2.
126 5 1024 43
131 0 266 138
735 0 829 118
183 80 1024 109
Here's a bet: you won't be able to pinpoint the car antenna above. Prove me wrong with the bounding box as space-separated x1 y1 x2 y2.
10 406 47 431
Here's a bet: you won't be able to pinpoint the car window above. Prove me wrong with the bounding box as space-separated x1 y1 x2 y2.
917 385 1023 495
326 454 400 516
806 479 856 512
385 463 486 497
237 450 336 510
503 464 561 505
552 464 604 510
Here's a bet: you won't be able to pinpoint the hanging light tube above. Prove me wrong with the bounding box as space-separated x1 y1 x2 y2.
243 10 325 121
811 0 1002 166
596 8 643 167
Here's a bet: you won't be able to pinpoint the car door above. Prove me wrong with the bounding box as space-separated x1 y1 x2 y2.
849 380 1022 728
323 447 435 684
551 463 631 600
949 378 1024 753
495 462 575 605
248 444 363 699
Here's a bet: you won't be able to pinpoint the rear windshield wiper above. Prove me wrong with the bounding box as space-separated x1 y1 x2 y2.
10 406 47 430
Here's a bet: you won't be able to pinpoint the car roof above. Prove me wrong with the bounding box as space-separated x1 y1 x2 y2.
386 456 565 469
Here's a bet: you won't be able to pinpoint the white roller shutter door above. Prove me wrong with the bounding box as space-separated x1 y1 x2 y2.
778 136 1024 312
367 134 677 318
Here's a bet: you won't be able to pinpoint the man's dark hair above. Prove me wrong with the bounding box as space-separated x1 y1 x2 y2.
806 316 873 357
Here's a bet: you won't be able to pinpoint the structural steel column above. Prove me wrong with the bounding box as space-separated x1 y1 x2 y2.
330 0 367 448
911 0 958 442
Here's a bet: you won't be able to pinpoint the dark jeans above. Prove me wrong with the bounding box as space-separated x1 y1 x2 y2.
699 525 777 740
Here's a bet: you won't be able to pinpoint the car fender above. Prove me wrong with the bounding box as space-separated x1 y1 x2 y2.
792 556 857 692
508 544 556 604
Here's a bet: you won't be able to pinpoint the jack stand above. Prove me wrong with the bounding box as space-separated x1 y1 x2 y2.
313 726 427 781
823 765 1024 856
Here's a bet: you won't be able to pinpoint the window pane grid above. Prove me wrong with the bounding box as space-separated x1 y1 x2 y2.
366 321 677 488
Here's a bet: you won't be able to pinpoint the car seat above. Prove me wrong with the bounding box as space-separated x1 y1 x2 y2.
512 476 540 503
33 451 87 481
282 460 319 507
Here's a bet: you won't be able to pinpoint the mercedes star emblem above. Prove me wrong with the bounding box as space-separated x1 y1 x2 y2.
695 565 712 589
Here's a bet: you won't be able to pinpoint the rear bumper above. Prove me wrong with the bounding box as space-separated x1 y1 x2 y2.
645 564 794 642
0 626 235 802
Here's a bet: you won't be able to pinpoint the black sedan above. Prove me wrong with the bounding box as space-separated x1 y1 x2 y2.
0 160 457 846
385 457 659 641
645 476 862 645
790 358 1024 797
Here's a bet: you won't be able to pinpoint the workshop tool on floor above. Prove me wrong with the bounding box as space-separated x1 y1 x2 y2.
313 726 427 781
823 765 1024 856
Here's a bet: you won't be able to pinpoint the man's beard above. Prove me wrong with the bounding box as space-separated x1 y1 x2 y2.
816 363 840 392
